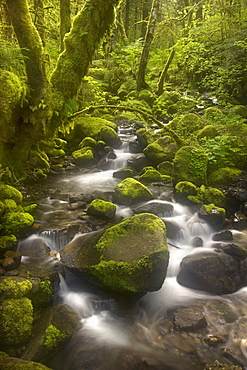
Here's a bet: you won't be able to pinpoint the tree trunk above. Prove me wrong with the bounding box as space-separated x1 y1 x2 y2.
5 0 48 104
34 0 45 46
157 47 175 96
136 0 160 91
60 0 71 52
51 0 120 99
124 0 130 38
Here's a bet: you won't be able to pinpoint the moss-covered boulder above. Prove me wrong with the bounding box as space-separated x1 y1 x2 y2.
144 136 177 166
173 146 208 186
99 126 121 149
197 185 225 206
78 136 97 150
0 183 22 205
0 352 52 370
230 104 247 118
136 128 154 150
0 235 17 256
198 204 226 228
113 167 135 179
87 199 117 220
0 277 32 300
157 161 173 176
0 297 33 346
39 139 66 159
60 213 169 294
139 167 164 183
203 107 224 122
64 117 117 152
114 178 153 206
138 89 155 106
174 113 203 137
208 167 242 186
72 147 96 167
197 125 218 141
2 212 34 236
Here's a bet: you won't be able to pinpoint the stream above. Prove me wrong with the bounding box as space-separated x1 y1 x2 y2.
20 125 247 370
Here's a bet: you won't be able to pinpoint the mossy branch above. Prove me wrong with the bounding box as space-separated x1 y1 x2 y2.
69 104 183 147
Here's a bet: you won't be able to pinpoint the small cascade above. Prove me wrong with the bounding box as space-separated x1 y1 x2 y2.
40 229 70 251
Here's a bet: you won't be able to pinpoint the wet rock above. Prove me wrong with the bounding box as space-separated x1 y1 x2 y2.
18 237 51 259
169 307 207 332
163 219 181 239
60 214 169 294
214 243 247 261
177 251 245 294
191 237 203 247
0 256 17 271
231 211 247 230
241 202 247 216
204 335 224 347
129 140 142 153
198 204 225 229
113 178 153 206
212 230 233 241
113 168 135 179
127 153 151 172
132 201 173 217
22 304 81 363
87 199 117 220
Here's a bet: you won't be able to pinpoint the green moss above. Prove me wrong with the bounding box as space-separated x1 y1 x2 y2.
0 70 25 119
0 235 17 255
175 181 198 195
39 140 66 158
0 359 52 369
72 147 95 167
3 199 18 212
208 167 242 186
173 146 208 186
136 128 154 149
114 178 153 206
0 278 32 299
139 169 163 183
87 199 116 220
138 89 155 106
23 204 38 215
203 203 226 218
175 113 203 137
198 185 225 206
157 161 173 176
99 126 120 148
197 125 218 141
31 279 54 308
2 212 34 235
0 184 22 205
0 297 33 345
230 105 247 118
95 213 166 253
144 138 176 166
44 325 67 350
203 107 224 122
78 136 97 150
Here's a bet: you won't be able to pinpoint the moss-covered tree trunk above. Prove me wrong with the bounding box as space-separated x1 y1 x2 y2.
34 0 46 46
51 0 120 99
136 0 160 91
60 0 71 52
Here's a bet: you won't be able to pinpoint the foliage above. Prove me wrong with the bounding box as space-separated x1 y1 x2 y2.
44 325 67 350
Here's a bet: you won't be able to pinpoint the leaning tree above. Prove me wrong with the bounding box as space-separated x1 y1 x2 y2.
0 0 120 180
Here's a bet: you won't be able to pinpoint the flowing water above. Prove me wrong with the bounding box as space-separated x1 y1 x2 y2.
20 125 247 369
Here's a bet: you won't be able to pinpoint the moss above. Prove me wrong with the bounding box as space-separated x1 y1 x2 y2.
175 113 203 137
78 136 97 150
2 212 34 235
197 125 218 141
39 140 66 158
99 126 120 148
230 105 247 118
87 199 116 220
157 161 173 176
0 297 33 345
3 200 18 212
0 359 52 369
44 325 67 350
204 359 242 369
0 70 25 120
157 90 181 105
208 167 242 186
31 279 54 308
144 138 176 166
136 128 154 149
198 185 225 206
203 203 226 218
173 146 208 186
0 278 32 299
0 184 22 205
138 89 155 106
29 150 50 174
0 235 17 255
114 178 153 206
23 204 38 215
175 181 198 196
203 107 224 122
72 147 95 167
139 168 164 183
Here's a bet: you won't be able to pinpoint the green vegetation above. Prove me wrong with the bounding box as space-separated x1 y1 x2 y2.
43 325 67 350
0 278 32 299
114 178 153 205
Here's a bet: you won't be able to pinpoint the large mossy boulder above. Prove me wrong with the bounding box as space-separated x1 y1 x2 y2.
208 167 242 187
177 251 246 294
60 213 169 294
99 126 121 149
72 147 96 167
114 178 153 206
0 352 52 370
136 128 154 149
63 117 117 152
2 212 34 235
0 183 22 205
143 136 177 166
173 146 208 186
173 113 204 137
